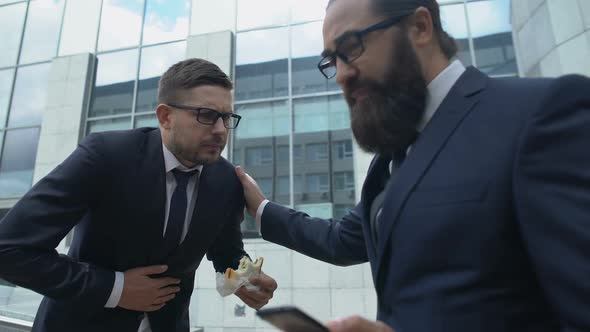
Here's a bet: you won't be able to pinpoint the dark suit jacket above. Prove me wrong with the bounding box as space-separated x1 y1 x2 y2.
261 67 590 332
0 128 246 332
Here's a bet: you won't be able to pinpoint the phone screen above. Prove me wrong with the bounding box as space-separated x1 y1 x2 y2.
256 306 329 332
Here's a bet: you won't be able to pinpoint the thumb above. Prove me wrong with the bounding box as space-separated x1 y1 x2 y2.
235 166 246 180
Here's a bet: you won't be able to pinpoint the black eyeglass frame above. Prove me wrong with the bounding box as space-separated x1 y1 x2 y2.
317 13 413 79
167 103 242 129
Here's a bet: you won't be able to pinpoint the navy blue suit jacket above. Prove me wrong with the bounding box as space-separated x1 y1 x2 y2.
262 67 590 332
0 128 246 332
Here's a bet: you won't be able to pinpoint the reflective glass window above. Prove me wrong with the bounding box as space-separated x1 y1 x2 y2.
333 204 354 220
467 0 517 75
254 177 273 197
246 146 273 166
306 143 328 161
306 173 329 193
278 175 302 195
0 3 26 67
235 100 289 139
86 117 131 134
134 113 158 128
440 3 472 66
59 0 101 56
235 28 289 101
333 140 353 159
97 0 143 51
294 95 349 133
8 63 50 127
0 69 15 129
191 0 235 35
19 0 65 64
291 0 328 23
90 49 139 117
0 128 40 198
143 0 189 45
292 22 339 95
237 0 289 30
333 171 354 191
136 41 186 114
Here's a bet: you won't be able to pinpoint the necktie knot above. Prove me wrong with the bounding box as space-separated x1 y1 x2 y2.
172 168 198 191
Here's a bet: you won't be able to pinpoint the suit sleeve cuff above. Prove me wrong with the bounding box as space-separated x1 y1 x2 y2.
255 199 270 234
105 271 124 308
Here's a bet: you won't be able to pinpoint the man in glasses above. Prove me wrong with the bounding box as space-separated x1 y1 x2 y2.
236 0 590 331
0 58 277 332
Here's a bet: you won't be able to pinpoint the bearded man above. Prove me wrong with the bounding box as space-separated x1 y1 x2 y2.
235 0 590 331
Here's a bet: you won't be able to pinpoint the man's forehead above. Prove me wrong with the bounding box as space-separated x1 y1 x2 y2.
322 0 376 48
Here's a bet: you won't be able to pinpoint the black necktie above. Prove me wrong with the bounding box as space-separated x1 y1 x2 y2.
164 169 198 250
370 148 408 246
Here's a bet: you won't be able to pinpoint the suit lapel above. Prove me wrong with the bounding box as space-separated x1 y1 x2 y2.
375 67 488 279
139 129 168 264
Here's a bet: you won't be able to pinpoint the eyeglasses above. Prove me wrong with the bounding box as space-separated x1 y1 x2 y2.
167 103 242 129
317 13 412 79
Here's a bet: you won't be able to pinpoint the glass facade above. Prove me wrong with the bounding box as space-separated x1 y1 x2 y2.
0 0 523 327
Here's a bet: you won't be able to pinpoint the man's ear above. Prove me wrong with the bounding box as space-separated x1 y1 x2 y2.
407 7 435 49
156 104 173 129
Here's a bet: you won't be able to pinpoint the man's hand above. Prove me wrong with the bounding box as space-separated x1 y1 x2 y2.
235 272 277 309
327 316 394 332
118 265 181 312
235 166 267 217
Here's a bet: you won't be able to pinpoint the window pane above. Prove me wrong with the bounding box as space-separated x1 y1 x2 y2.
278 174 301 195
134 113 158 128
8 63 51 127
245 146 273 167
235 28 289 101
0 3 26 67
87 117 131 134
294 95 349 133
97 0 143 51
440 3 472 66
235 100 289 139
237 0 289 30
90 49 139 117
191 0 235 35
467 0 517 75
334 171 354 191
306 173 329 193
0 131 4 160
254 177 273 197
0 128 40 198
0 69 15 129
19 0 65 64
136 41 186 114
333 140 353 160
291 0 328 23
143 0 189 45
292 22 339 95
306 143 328 161
59 0 101 56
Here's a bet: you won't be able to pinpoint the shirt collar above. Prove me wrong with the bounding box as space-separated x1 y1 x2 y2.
162 143 203 173
417 59 466 132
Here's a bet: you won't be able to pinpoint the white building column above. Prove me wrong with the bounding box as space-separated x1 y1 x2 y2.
33 53 96 183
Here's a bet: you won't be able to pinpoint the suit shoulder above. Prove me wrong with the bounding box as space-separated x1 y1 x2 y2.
82 128 157 153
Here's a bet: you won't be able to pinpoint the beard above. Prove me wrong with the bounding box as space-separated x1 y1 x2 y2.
169 132 224 166
348 31 427 155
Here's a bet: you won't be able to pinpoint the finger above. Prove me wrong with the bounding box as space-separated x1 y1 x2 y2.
157 286 181 297
250 274 277 291
235 166 247 181
134 265 168 276
155 277 181 287
153 292 176 305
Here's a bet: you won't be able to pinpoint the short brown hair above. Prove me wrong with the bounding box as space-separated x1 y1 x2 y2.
327 0 458 59
158 58 233 104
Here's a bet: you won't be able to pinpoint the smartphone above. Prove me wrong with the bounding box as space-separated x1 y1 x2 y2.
256 305 329 332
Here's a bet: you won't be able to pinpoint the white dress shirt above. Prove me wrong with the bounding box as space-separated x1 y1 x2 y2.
255 60 466 228
104 143 203 332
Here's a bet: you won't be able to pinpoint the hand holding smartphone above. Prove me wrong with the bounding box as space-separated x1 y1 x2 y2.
256 305 329 332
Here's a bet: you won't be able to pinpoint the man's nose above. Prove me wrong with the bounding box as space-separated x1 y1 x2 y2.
211 117 227 135
335 58 359 87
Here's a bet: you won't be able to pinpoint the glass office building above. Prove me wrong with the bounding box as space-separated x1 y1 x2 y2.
2 0 585 329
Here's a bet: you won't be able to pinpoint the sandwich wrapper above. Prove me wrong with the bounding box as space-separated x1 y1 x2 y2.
216 256 264 297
